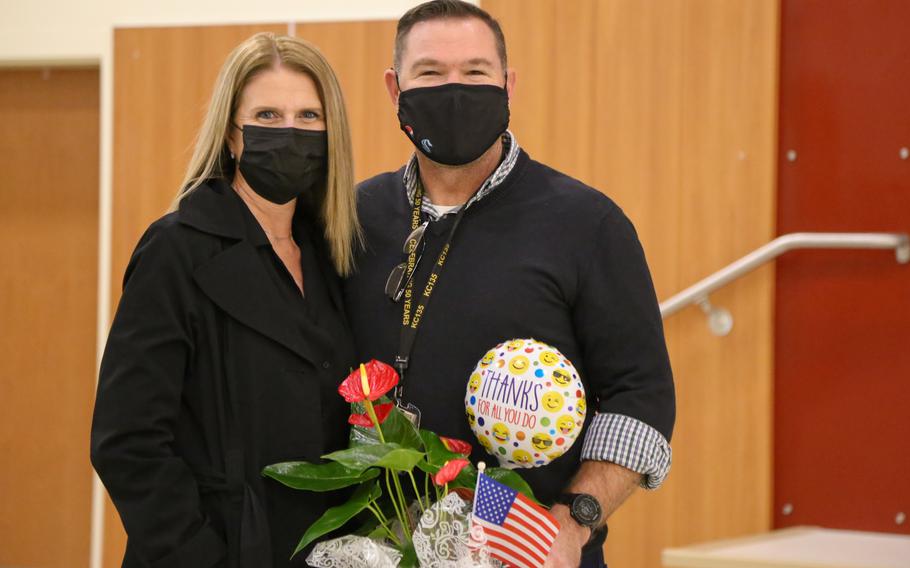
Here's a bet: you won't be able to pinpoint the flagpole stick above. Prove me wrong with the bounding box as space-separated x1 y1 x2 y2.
472 461 485 518
469 461 487 554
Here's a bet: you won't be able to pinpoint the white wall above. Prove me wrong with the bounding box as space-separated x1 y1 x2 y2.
0 0 449 63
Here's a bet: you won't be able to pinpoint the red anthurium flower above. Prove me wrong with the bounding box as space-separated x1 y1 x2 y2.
432 458 469 486
348 403 394 427
440 437 472 456
338 360 399 402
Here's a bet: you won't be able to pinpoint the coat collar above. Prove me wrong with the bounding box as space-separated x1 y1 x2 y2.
178 179 341 364
177 178 265 243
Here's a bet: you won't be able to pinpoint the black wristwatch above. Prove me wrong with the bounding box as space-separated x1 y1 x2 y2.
556 493 603 539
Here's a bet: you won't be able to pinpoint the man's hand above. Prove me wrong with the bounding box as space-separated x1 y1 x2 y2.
543 460 642 567
543 504 588 567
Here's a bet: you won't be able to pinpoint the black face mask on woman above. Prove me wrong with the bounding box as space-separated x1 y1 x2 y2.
236 125 328 205
397 82 510 166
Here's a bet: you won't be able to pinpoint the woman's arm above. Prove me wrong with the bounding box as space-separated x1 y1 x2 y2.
91 221 225 568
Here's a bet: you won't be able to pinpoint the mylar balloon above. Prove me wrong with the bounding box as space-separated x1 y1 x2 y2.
464 339 586 468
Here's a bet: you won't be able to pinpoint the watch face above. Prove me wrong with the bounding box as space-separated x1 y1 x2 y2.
572 494 602 525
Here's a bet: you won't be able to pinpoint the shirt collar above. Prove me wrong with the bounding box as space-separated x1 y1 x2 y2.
403 130 521 220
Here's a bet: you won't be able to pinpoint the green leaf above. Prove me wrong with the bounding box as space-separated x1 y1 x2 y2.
450 462 478 490
293 480 382 555
350 403 424 450
418 430 461 468
487 467 541 504
323 443 425 473
397 540 418 568
415 460 440 476
379 407 424 449
365 523 388 540
262 461 379 492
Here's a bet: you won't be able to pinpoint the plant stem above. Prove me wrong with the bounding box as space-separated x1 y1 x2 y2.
369 500 390 525
367 502 400 546
391 472 411 533
385 469 408 540
364 399 386 444
407 471 426 514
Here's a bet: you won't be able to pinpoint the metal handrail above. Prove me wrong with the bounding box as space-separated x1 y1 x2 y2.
659 232 909 334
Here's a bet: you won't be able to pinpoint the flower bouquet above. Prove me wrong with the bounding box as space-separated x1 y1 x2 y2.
262 360 551 568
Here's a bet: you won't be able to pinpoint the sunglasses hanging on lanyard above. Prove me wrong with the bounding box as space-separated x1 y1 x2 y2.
384 181 478 428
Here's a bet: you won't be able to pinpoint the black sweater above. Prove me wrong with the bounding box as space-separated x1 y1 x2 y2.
343 150 675 504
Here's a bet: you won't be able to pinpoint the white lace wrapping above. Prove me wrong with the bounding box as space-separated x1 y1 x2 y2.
412 492 503 568
306 534 402 568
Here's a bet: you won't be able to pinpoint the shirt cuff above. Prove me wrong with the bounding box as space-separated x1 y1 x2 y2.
580 412 672 490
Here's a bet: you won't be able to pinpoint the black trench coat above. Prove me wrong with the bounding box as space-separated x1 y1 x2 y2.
91 180 357 568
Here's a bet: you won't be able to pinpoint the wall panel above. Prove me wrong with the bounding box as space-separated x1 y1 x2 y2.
0 67 99 568
294 21 415 181
483 1 779 566
775 0 910 535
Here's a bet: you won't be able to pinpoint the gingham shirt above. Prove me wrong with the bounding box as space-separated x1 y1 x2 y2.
403 131 672 489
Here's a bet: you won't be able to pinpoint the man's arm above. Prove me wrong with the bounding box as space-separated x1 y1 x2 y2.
544 461 641 567
545 204 676 566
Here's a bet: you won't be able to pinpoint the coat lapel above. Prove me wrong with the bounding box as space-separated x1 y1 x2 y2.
193 240 322 366
179 180 326 366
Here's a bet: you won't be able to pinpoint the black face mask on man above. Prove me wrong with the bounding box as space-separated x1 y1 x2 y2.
236 125 328 205
397 82 510 166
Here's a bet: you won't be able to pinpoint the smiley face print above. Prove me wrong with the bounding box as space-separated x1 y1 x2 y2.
468 373 482 393
513 449 532 465
506 339 525 351
492 422 510 443
557 414 576 435
466 406 476 427
531 432 554 452
480 350 495 367
478 435 493 453
552 368 572 386
576 397 587 419
539 351 560 366
509 355 530 375
546 447 566 461
540 390 565 413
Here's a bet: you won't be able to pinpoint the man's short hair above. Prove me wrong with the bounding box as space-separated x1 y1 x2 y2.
394 0 508 72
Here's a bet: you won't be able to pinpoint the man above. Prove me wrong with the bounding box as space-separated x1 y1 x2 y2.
343 1 675 566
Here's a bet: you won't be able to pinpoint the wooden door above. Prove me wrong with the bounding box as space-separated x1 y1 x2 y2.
0 66 99 568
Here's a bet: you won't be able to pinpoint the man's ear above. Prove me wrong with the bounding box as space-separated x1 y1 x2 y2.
506 68 517 99
384 68 401 108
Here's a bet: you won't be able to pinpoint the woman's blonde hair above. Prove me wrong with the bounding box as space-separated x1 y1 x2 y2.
171 32 360 275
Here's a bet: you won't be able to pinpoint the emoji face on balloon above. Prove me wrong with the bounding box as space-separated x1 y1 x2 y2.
480 350 495 367
557 415 576 435
539 351 560 366
506 339 525 351
478 435 493 453
547 448 566 461
492 423 510 443
541 390 565 412
468 373 482 393
513 449 532 465
531 432 553 452
531 432 554 452
576 397 587 419
552 368 572 387
509 355 530 374
466 406 476 427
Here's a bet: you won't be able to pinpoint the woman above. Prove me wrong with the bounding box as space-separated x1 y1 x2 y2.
91 33 359 568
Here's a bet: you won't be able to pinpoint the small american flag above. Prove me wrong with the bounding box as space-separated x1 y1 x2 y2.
471 473 560 568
